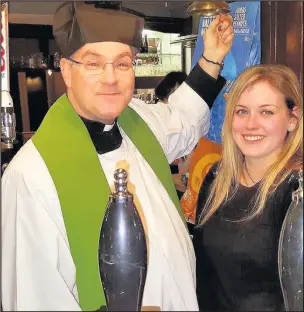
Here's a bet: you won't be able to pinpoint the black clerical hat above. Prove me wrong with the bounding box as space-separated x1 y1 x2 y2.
53 2 145 57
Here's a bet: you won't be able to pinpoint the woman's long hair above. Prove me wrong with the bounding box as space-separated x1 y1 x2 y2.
198 64 303 225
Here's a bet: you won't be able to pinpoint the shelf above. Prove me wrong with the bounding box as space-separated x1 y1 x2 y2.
170 34 198 44
137 53 182 57
11 67 61 75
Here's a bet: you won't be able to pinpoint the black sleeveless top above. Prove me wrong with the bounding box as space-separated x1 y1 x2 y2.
193 163 300 311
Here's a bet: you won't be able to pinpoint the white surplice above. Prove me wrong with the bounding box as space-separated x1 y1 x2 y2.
1 83 209 311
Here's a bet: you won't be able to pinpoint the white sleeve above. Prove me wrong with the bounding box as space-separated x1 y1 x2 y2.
1 168 81 311
130 82 210 164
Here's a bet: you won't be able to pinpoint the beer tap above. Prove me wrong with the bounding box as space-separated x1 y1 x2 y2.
99 168 147 311
278 169 303 311
1 3 16 156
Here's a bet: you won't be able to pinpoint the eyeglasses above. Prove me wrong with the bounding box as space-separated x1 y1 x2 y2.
68 57 135 75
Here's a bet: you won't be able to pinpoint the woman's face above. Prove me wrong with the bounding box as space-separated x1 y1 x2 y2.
232 81 297 164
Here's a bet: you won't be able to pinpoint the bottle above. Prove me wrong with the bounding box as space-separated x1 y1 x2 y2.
140 34 149 53
144 34 149 53
278 169 303 311
99 168 148 311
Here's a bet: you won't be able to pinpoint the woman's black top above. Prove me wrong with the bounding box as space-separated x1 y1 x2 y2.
193 163 299 311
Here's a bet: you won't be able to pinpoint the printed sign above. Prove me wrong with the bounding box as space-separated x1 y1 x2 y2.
1 3 9 92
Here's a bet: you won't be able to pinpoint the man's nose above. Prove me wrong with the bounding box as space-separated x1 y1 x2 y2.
100 63 119 85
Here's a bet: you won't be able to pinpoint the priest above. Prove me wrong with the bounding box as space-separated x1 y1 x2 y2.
1 2 234 311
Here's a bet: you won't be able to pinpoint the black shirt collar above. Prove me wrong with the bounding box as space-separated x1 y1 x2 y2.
79 115 123 154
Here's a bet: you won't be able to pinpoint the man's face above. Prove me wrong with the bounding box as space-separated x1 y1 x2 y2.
61 42 135 124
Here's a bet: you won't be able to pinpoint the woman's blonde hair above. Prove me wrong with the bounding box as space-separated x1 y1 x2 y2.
199 64 303 225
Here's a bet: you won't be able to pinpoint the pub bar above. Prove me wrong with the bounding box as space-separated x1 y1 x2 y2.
1 1 303 311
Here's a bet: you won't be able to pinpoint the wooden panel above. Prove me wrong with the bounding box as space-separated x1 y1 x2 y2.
17 72 30 132
45 71 55 108
261 1 304 91
45 71 66 105
284 1 304 88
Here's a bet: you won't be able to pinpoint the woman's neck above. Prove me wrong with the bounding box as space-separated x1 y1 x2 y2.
242 156 277 186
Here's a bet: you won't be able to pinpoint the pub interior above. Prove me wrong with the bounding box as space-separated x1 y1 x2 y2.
1 1 303 311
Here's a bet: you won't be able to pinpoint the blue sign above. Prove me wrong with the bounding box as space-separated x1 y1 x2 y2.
192 2 261 143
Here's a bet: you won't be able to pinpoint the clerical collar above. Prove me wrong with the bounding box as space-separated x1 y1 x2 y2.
79 116 123 155
104 123 115 131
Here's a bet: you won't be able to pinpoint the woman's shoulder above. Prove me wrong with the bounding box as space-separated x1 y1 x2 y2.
284 168 301 187
200 161 221 190
195 162 220 222
269 169 300 205
270 168 302 222
285 160 302 183
197 162 219 192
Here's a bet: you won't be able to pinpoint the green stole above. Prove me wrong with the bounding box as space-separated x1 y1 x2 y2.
32 94 186 311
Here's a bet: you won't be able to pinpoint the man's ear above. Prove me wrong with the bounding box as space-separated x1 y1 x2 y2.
60 58 72 88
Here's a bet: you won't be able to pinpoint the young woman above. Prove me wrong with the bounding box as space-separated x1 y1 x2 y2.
193 64 303 311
